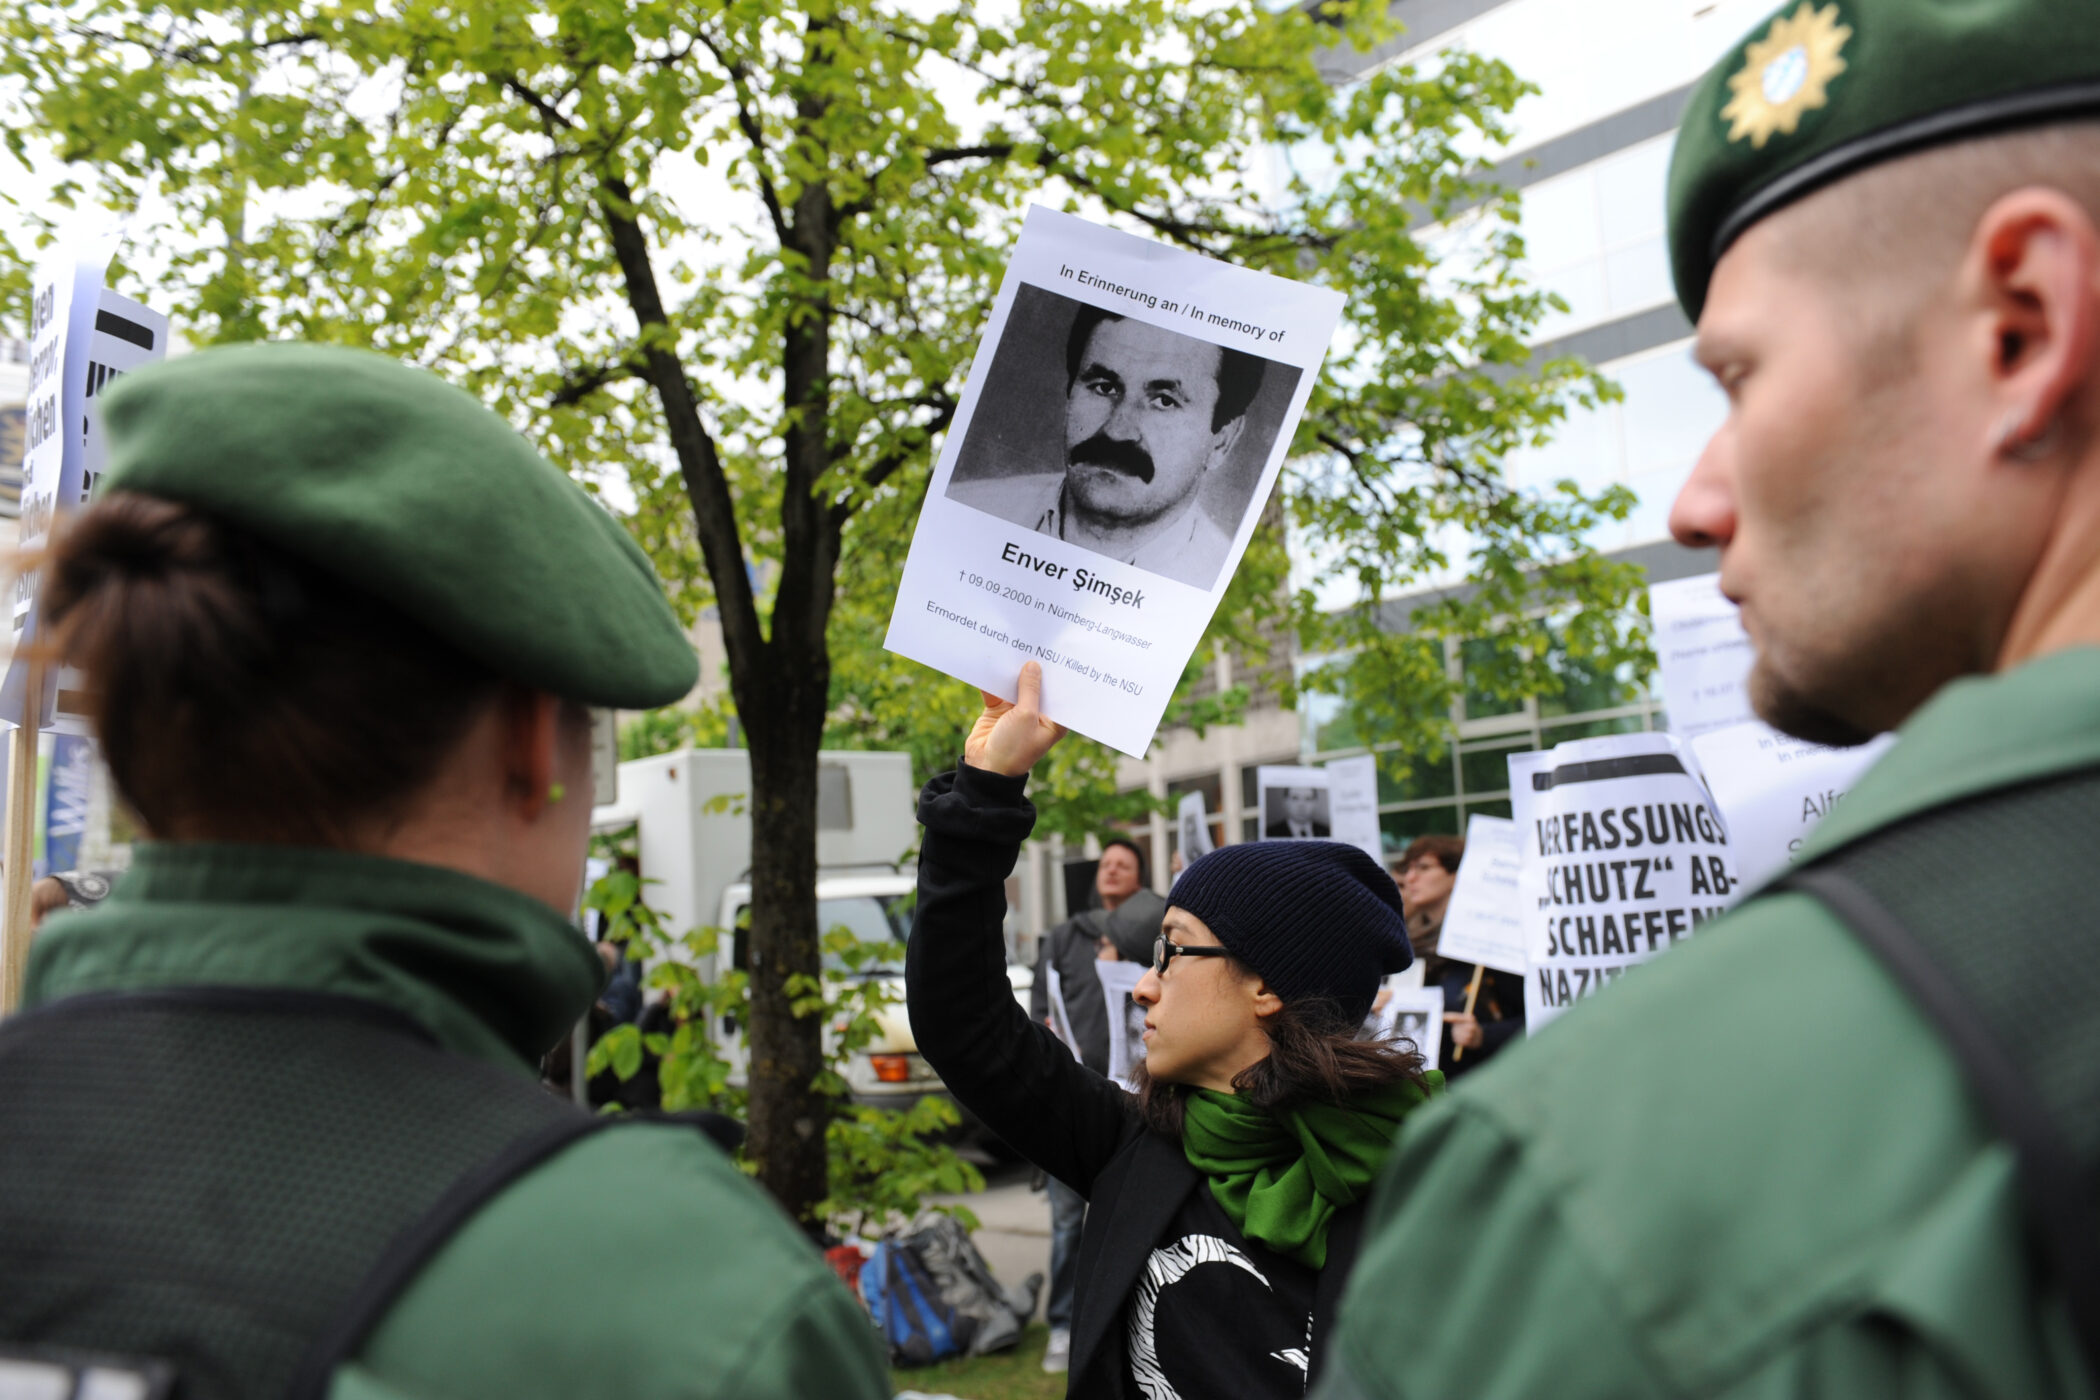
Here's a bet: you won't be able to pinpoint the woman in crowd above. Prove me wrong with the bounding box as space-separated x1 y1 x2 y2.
909 662 1439 1397
0 343 885 1400
1392 835 1526 1077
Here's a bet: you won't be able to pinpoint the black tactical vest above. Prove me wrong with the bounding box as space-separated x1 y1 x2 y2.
1775 762 2100 1385
0 986 681 1400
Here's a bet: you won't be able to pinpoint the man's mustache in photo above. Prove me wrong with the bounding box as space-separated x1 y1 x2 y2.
1068 430 1154 484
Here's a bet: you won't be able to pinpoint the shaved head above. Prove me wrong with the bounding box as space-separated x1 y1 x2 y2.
1775 121 2100 353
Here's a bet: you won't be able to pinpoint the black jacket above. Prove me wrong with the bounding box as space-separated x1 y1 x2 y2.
910 765 1364 1398
1029 890 1169 1075
1434 959 1525 1079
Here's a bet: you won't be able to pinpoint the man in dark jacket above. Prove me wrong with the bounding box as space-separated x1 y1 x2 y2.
1028 837 1166 1371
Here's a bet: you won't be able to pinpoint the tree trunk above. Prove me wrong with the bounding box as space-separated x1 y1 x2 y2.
597 62 845 1225
740 676 831 1225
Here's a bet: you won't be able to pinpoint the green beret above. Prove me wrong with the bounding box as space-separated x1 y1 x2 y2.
98 342 698 709
1668 0 2100 321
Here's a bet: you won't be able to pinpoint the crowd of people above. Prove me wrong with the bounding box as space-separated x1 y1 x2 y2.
6 3 2100 1397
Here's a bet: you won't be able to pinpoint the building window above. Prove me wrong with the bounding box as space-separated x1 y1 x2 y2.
1308 630 1663 855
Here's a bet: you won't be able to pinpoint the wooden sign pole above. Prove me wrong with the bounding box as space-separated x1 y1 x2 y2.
0 651 44 1015
1450 961 1487 1064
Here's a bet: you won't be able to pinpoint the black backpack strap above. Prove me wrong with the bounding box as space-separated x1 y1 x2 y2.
1783 864 2100 1383
286 1109 743 1400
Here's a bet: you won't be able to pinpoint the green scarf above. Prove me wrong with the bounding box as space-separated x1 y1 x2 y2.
1181 1072 1444 1269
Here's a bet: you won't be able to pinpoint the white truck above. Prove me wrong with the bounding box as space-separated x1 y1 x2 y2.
592 747 1030 1111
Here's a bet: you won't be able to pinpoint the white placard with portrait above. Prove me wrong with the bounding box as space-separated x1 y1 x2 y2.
1096 959 1149 1091
1373 987 1446 1074
883 206 1345 756
1256 764 1332 842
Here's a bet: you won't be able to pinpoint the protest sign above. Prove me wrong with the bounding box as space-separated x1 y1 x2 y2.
1432 815 1527 976
883 207 1345 756
1175 789 1215 867
1649 573 1756 739
1691 721 1894 891
1043 966 1082 1062
1510 732 1741 1030
1 238 119 727
1096 959 1148 1091
1256 764 1331 841
42 734 93 876
43 290 171 739
1324 754 1383 863
1372 986 1446 1074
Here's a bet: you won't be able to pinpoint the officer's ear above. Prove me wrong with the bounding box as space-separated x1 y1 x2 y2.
1969 187 2100 454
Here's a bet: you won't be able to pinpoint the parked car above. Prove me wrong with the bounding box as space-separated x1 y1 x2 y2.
716 874 1033 1114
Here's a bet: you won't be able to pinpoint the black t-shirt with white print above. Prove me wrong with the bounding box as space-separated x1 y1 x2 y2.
1123 1182 1318 1400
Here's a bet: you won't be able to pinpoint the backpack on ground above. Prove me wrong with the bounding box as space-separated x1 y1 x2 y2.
901 1214 1042 1358
860 1237 964 1367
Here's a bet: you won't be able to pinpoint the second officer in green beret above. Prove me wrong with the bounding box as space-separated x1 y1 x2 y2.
0 343 890 1399
1322 1 2100 1396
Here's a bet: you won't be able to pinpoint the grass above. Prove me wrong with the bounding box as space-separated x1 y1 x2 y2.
889 1322 1068 1400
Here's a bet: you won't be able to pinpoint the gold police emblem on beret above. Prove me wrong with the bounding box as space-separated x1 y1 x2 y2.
1721 2 1852 148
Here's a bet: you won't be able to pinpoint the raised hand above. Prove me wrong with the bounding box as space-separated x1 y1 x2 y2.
963 661 1068 777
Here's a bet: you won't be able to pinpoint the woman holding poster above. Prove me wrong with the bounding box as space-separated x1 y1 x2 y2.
908 662 1437 1399
1387 836 1526 1078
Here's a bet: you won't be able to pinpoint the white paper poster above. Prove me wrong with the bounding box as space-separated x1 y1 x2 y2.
1433 815 1527 976
1 235 118 726
1095 959 1149 1091
883 206 1345 756
1373 986 1446 1074
1256 764 1331 841
1649 573 1756 739
1691 722 1895 891
1043 966 1082 1062
44 290 170 737
1510 733 1740 1030
1324 754 1382 863
1176 790 1215 864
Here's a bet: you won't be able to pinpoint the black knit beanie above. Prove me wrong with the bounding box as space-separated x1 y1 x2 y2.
1168 841 1414 1023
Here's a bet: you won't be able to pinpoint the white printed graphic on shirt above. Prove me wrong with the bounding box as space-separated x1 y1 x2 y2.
1127 1234 1310 1399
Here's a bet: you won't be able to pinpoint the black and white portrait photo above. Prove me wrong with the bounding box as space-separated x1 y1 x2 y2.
1261 784 1332 840
945 282 1300 593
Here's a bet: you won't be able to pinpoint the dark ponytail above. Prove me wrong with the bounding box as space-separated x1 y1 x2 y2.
41 492 503 846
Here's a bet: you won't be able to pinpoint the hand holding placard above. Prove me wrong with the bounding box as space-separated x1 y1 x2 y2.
964 661 1068 777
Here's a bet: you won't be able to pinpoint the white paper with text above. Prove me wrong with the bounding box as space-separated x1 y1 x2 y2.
884 207 1344 755
1512 733 1741 1030
1432 815 1527 976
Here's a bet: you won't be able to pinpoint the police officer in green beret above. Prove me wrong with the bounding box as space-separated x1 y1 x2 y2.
0 344 889 1399
1318 3 2100 1396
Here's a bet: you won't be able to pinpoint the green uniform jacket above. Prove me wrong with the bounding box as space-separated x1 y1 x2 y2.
23 844 890 1400
1318 649 2100 1400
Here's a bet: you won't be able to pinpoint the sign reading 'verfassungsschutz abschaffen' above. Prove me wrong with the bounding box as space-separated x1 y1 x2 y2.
1510 733 1741 1029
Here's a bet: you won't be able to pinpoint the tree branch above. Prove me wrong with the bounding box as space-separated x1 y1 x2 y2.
503 76 577 132
691 29 790 244
841 393 957 519
549 358 636 408
595 176 765 677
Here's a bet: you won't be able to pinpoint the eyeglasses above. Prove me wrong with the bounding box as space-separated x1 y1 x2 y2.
1152 935 1233 977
